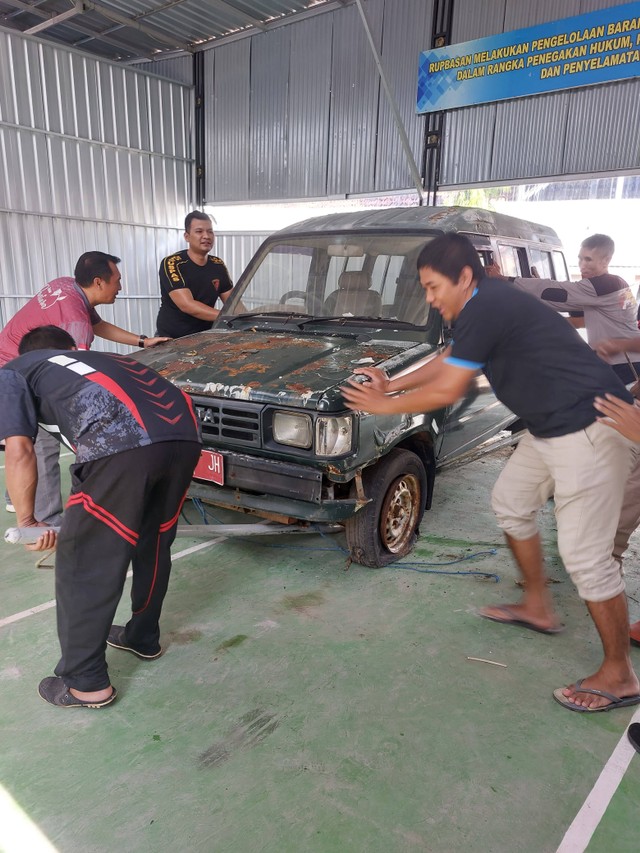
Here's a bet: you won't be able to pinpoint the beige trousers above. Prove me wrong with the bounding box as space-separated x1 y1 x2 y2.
491 423 638 602
614 453 640 565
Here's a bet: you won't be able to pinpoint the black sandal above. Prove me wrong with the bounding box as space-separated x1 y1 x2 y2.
38 676 117 708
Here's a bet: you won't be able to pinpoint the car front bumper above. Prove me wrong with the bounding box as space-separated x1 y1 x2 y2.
189 449 360 522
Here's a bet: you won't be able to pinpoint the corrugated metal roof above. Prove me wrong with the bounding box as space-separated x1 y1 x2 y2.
0 0 347 63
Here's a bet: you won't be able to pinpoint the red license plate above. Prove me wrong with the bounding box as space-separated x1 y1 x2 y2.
193 449 224 485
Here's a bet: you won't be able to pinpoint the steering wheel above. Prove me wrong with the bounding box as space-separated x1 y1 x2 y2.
279 290 308 304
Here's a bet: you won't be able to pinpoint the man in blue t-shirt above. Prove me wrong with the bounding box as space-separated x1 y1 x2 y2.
0 325 201 710
342 233 640 714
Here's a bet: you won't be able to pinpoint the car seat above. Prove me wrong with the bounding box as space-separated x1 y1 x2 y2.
323 271 382 317
392 273 430 324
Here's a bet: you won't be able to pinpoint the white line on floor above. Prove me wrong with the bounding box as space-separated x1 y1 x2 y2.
0 785 59 853
0 451 73 471
0 538 223 629
556 706 640 853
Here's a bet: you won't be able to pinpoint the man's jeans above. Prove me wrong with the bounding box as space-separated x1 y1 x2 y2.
35 428 64 525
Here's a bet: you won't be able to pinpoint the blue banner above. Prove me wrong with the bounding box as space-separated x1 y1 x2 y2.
417 2 640 113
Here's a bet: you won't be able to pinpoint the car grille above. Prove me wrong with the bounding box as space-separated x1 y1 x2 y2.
192 397 261 448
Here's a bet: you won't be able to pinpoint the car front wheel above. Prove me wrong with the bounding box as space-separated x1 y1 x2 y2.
345 448 427 568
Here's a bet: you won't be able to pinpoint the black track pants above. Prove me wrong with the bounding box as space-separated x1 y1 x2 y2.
53 441 201 691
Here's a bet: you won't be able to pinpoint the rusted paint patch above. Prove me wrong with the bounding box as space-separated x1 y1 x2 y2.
225 362 269 377
158 360 202 375
429 208 453 221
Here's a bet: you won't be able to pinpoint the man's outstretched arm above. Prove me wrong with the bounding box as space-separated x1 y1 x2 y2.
93 321 170 348
4 435 57 551
341 361 475 416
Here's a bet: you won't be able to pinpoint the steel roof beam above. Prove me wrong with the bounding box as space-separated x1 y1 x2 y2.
67 25 159 56
0 0 172 57
1 0 51 18
25 1 85 36
82 0 193 51
3 0 351 61
201 0 267 30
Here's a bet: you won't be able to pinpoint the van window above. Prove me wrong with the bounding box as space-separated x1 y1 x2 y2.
497 244 520 277
551 251 569 281
241 245 314 310
326 255 366 295
529 248 553 279
326 253 408 306
477 250 494 269
371 254 405 304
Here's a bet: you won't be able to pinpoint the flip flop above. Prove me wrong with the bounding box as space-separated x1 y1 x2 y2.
553 678 640 713
38 676 117 709
479 604 564 635
628 722 640 753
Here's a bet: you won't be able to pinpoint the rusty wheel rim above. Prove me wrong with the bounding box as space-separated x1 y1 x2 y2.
379 473 421 554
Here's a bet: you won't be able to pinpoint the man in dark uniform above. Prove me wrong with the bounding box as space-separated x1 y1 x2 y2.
342 233 640 714
1 326 201 709
156 210 234 338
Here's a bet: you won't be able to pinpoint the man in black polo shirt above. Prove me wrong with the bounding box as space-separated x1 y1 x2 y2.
156 210 234 338
1 326 201 709
342 233 640 714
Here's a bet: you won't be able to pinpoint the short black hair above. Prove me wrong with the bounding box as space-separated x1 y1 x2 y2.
581 233 614 258
417 233 484 282
18 326 76 354
184 210 211 232
74 251 120 288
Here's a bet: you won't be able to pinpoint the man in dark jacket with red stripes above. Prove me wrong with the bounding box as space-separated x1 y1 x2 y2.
0 325 201 709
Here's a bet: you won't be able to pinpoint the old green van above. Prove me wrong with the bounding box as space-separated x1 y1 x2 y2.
139 206 567 567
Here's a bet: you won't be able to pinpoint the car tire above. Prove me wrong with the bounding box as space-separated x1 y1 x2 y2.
345 448 427 568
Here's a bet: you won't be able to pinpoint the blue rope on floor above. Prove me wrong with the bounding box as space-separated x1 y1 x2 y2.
185 498 500 580
190 497 212 525
391 549 500 582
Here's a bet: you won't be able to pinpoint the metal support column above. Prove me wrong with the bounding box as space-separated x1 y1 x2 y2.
194 51 206 209
421 0 454 207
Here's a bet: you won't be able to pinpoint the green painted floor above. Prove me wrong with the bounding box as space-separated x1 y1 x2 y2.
1 449 639 852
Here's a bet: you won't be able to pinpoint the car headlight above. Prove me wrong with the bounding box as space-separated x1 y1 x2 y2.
273 412 313 448
315 415 353 457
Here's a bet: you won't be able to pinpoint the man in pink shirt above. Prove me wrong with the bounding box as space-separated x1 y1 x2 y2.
0 251 169 523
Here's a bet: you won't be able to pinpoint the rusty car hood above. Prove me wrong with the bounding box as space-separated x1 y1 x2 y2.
137 329 434 410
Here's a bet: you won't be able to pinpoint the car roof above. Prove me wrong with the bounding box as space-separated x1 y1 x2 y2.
273 205 562 245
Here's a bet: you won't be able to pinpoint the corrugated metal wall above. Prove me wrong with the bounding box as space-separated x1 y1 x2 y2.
134 55 194 87
2 0 636 344
198 0 638 200
206 39 251 202
288 16 333 198
327 1 383 195
204 0 433 203
0 27 194 350
215 232 268 282
375 0 435 191
440 0 640 187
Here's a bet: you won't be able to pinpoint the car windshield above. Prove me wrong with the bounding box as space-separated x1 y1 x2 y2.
222 232 435 330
